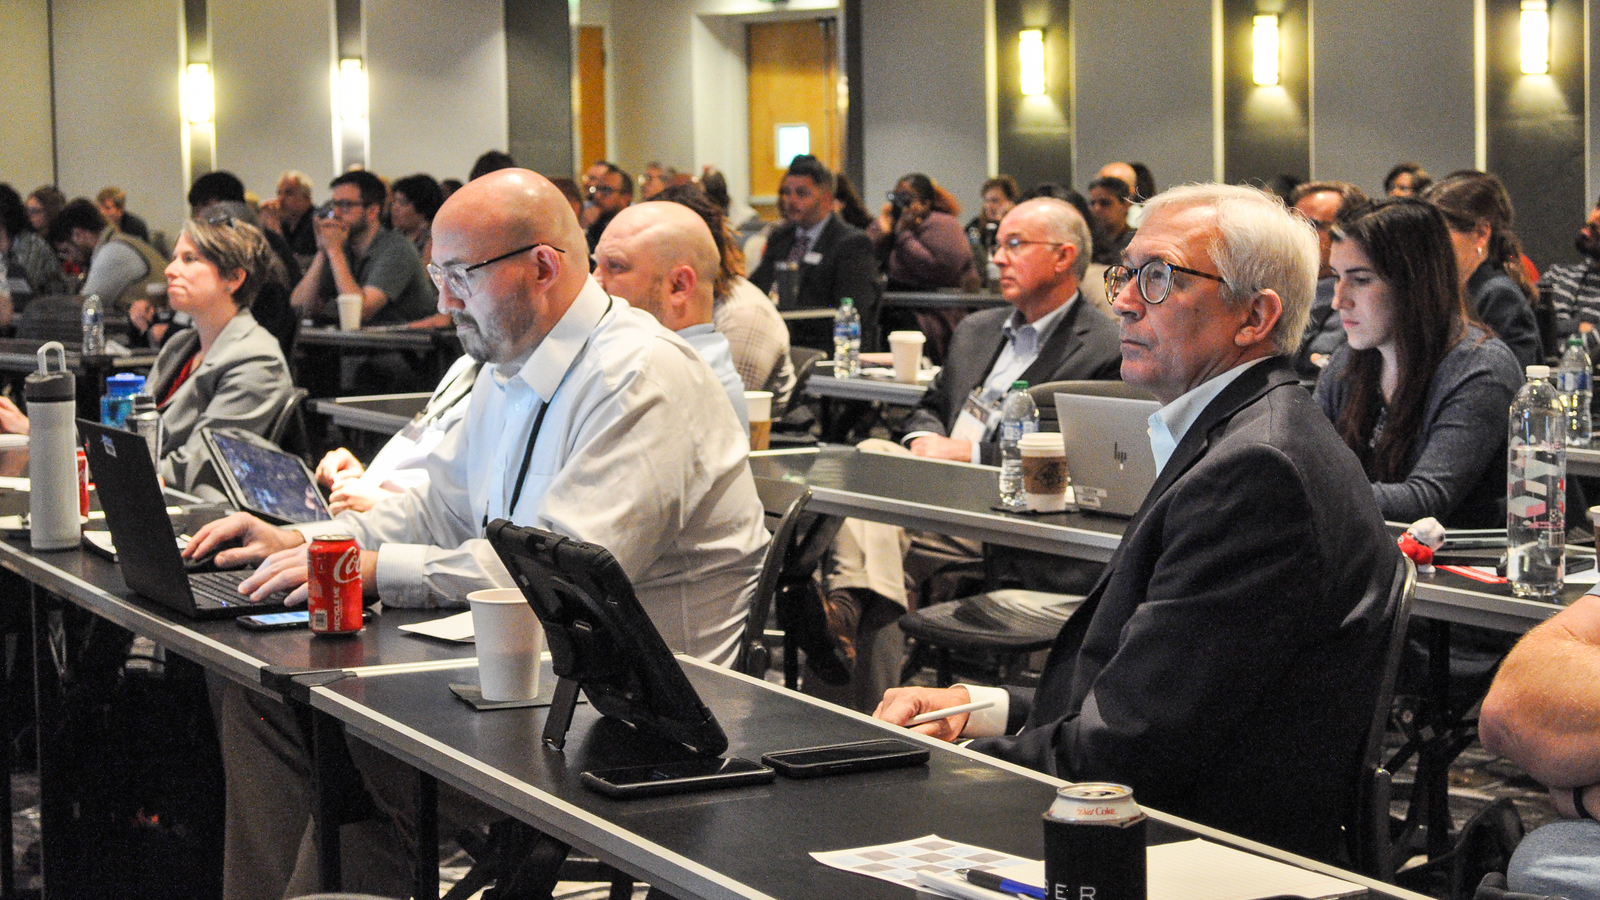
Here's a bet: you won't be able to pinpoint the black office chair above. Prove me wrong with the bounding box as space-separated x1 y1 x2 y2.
896 589 1083 687
773 346 826 441
1344 554 1417 881
1028 379 1156 433
739 478 812 676
268 387 311 461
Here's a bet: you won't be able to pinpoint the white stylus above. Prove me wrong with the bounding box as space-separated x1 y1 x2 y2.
907 699 996 726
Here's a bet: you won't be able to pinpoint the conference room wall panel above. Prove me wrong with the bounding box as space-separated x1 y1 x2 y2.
994 0 1073 192
1 0 56 193
1311 0 1477 194
609 0 699 182
859 0 990 213
366 0 510 185
211 0 336 201
52 0 189 237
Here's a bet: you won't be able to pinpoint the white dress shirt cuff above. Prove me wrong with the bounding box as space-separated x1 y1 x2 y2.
901 430 937 448
373 542 432 605
955 684 1011 738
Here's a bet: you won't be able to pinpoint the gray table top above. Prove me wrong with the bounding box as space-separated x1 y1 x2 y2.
1569 446 1600 478
751 446 1581 632
802 367 930 405
307 659 1428 900
750 447 1125 561
296 325 457 351
881 290 1009 310
0 488 475 691
313 393 430 437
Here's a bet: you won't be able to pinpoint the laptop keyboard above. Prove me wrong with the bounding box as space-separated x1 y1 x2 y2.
189 570 288 610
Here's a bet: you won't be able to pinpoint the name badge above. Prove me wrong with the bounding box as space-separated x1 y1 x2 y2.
399 413 428 443
950 390 999 443
803 251 823 265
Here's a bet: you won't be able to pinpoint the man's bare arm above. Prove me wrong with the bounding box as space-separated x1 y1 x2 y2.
1480 593 1600 787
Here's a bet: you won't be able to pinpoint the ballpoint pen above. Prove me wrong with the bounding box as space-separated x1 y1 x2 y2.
959 867 1046 899
907 698 996 726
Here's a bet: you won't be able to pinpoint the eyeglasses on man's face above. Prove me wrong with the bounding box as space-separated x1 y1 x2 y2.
327 198 365 212
1103 257 1228 305
991 236 1063 256
427 243 564 298
586 185 617 198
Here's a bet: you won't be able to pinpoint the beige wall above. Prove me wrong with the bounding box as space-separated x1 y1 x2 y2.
0 0 56 193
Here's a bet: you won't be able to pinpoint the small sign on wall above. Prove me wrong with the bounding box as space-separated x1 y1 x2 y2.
776 124 811 169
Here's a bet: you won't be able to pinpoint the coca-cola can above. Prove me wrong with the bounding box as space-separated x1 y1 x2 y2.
1043 783 1147 900
307 534 363 635
75 448 90 518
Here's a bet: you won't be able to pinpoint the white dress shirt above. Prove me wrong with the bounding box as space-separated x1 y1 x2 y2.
298 277 769 665
358 354 480 495
678 322 750 432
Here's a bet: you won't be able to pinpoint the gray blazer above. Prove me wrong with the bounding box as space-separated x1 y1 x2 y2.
146 310 294 497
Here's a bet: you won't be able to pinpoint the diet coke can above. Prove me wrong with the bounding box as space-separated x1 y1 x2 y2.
1043 783 1147 900
307 534 363 635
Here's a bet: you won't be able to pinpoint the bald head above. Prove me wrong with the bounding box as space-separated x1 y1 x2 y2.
1097 162 1137 196
593 201 719 331
431 169 589 366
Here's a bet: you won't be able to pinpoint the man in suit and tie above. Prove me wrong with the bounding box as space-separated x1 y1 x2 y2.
750 154 880 349
876 184 1402 864
812 197 1120 710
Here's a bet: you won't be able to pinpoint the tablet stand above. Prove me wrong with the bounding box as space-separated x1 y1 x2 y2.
543 676 582 750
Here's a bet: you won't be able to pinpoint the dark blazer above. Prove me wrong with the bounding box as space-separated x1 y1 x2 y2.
1468 262 1542 368
752 214 879 323
899 297 1122 464
970 358 1402 863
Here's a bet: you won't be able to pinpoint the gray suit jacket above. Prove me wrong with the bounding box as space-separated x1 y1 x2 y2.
900 297 1122 464
147 310 295 497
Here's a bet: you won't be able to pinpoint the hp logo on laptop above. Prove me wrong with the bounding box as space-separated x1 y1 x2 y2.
1112 441 1127 471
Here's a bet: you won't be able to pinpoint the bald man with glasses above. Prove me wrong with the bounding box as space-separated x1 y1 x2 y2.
876 185 1402 864
191 168 767 900
812 198 1120 710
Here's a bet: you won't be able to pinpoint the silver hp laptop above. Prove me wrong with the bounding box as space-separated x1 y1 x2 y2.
1055 392 1161 517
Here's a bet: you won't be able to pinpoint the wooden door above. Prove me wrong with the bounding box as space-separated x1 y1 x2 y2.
577 26 607 174
747 19 839 216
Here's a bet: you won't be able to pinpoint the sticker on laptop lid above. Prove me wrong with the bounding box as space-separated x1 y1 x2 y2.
1075 485 1106 509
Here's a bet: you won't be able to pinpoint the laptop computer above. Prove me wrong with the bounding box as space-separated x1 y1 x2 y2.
202 427 331 525
1055 392 1161 517
79 420 291 619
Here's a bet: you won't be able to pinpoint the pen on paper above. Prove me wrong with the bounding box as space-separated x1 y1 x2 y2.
907 699 996 726
959 867 1046 899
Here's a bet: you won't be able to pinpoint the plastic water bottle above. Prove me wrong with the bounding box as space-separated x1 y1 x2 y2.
998 381 1039 509
81 293 105 356
1507 365 1566 600
1558 335 1593 448
833 297 861 378
26 343 80 551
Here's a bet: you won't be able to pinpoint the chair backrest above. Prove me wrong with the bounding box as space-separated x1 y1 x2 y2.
1346 553 1417 879
789 346 826 394
737 477 812 675
268 387 311 460
1029 379 1153 432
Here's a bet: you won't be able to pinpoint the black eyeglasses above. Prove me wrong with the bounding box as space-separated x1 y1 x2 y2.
427 243 564 297
1103 258 1229 305
586 185 617 197
327 199 365 211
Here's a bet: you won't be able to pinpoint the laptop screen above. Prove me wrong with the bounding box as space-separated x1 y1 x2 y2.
205 430 331 524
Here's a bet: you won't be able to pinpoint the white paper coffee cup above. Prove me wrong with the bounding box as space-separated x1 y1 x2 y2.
336 293 363 331
467 588 544 701
888 331 926 383
745 390 773 451
1019 432 1069 512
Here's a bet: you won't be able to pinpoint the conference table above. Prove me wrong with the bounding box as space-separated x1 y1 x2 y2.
312 392 430 438
293 325 463 397
0 476 478 899
880 290 1010 311
303 655 1433 900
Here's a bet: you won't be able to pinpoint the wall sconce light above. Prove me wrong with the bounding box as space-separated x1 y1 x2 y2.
1019 29 1045 96
1521 0 1550 74
338 58 367 121
1252 15 1280 86
181 62 214 124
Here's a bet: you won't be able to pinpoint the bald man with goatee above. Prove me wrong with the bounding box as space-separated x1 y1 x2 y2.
191 169 769 900
595 200 749 428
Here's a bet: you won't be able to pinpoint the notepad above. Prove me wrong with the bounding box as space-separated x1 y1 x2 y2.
819 835 1363 900
397 610 475 642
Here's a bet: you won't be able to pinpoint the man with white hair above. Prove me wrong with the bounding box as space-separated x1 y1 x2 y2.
593 201 749 429
877 184 1403 864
